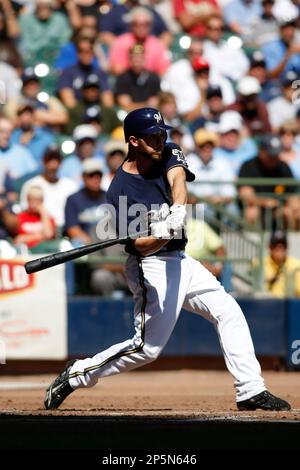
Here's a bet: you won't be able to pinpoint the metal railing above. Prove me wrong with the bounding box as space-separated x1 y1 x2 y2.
187 177 300 292
189 178 300 231
199 203 265 293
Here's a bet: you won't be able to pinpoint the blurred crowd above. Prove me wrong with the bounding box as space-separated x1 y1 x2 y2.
0 0 300 295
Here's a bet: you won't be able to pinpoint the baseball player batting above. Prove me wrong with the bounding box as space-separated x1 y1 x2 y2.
45 108 291 412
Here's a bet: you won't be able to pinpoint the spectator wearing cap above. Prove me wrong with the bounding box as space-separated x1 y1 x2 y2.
182 55 235 122
59 124 102 186
278 120 300 179
248 51 282 103
65 158 106 245
190 84 225 134
172 0 219 37
114 44 161 112
98 0 172 47
109 7 170 76
57 36 113 109
203 13 249 82
243 0 279 47
262 17 300 79
214 110 257 175
227 75 271 137
18 0 71 66
101 140 127 191
263 231 300 297
0 115 38 182
5 68 68 127
10 104 55 170
267 70 300 130
187 128 236 206
20 145 78 229
66 73 121 134
223 0 263 42
238 134 300 227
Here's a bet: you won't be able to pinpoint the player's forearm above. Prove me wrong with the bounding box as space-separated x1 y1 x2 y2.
168 168 188 205
134 236 170 257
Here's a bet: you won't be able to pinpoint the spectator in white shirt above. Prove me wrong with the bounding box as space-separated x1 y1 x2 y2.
203 13 249 82
0 62 21 103
161 37 235 118
20 145 78 230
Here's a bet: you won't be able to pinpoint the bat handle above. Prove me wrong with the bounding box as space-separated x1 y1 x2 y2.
25 254 60 274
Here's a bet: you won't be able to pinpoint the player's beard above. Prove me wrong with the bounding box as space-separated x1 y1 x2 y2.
138 140 163 162
148 150 163 161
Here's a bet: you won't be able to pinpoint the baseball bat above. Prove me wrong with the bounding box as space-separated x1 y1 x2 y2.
24 230 150 274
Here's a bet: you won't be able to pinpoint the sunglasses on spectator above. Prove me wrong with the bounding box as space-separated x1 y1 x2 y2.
132 21 151 27
195 68 209 75
78 49 93 54
280 130 297 136
85 171 102 178
207 25 224 31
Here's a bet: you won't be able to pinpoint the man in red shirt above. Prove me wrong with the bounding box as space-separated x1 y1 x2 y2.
173 0 219 37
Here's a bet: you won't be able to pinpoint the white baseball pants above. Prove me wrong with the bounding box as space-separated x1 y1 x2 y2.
69 251 266 402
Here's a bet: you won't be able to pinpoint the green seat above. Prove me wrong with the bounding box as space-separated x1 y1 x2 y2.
29 239 65 254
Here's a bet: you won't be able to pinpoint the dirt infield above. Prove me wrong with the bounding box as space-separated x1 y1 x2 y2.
0 370 299 417
0 370 299 451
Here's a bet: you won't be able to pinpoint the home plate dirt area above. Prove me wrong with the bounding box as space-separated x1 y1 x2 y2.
0 370 299 452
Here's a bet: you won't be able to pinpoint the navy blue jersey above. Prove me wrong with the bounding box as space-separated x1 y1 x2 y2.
106 143 195 255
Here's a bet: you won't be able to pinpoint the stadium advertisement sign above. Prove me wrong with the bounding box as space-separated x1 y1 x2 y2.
0 258 67 359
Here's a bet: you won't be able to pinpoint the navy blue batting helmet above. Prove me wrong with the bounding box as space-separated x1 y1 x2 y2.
123 108 172 142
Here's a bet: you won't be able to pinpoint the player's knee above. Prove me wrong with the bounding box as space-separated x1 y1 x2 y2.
141 345 161 363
